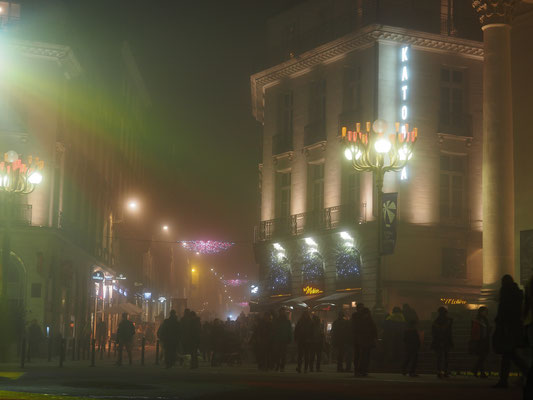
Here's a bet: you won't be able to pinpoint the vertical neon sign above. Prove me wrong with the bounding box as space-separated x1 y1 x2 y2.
400 45 410 180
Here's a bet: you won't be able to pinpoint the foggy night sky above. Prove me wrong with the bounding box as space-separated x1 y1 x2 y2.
18 0 304 277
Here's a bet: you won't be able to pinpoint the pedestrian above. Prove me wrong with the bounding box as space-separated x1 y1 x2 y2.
469 306 491 378
383 307 405 365
210 318 224 366
431 307 453 378
353 306 377 377
255 311 274 370
116 312 135 366
309 314 324 372
402 304 419 327
523 275 533 400
96 320 107 352
492 274 528 389
272 308 292 372
158 310 180 368
27 319 43 360
181 309 202 369
402 320 420 377
294 310 313 373
331 311 352 372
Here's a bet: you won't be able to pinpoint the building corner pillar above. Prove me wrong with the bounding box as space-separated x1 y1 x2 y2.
473 0 517 298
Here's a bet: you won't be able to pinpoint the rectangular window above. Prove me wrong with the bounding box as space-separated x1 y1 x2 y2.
276 172 291 218
273 91 293 155
439 67 469 136
442 248 467 279
31 283 42 298
309 164 324 211
309 79 326 124
440 154 466 224
342 66 361 112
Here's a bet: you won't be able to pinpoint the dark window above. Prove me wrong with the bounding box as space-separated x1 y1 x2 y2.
273 91 293 154
309 164 324 212
439 67 470 136
342 65 362 112
276 172 291 218
440 154 466 224
442 248 467 279
31 283 42 298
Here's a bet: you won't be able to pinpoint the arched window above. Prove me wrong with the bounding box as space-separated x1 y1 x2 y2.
267 250 291 295
302 252 324 290
336 246 362 289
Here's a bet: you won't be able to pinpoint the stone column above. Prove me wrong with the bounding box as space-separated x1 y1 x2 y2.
473 1 517 294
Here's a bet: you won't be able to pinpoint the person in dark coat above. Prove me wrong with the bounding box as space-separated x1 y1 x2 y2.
331 311 352 372
255 312 274 370
116 312 135 366
27 319 43 360
523 276 533 400
383 307 406 364
402 320 420 377
493 274 528 388
309 314 325 372
272 308 292 372
431 307 453 378
181 309 201 369
353 307 377 377
294 310 313 373
158 310 180 368
470 306 490 378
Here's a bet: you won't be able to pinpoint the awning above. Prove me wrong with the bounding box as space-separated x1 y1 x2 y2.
281 295 320 308
105 302 142 315
317 292 358 302
249 296 290 312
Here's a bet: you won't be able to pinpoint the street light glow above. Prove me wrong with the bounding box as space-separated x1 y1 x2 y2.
127 200 139 211
374 138 392 153
28 171 43 184
162 225 169 231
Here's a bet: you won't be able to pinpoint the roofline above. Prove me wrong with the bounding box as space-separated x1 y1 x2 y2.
250 24 484 123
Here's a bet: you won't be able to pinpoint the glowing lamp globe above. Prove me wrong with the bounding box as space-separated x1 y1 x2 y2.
344 148 353 160
372 119 388 135
374 138 392 154
28 171 43 184
5 150 18 163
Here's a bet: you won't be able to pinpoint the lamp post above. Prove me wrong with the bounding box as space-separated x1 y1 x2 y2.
0 150 44 300
342 120 417 318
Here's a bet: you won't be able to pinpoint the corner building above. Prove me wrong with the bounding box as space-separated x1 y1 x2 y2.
251 0 485 319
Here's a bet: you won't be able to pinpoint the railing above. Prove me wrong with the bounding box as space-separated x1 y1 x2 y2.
255 204 361 242
304 120 326 147
438 113 473 137
0 203 32 226
272 133 293 155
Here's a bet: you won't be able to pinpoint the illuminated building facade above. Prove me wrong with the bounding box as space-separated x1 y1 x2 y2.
0 3 150 346
251 0 486 318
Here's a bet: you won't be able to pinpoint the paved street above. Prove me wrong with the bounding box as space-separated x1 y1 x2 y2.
0 359 524 400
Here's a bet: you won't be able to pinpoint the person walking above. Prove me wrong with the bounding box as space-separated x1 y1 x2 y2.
309 314 324 372
353 307 377 377
470 306 491 378
272 308 292 372
116 312 135 366
383 307 406 365
493 274 528 389
331 311 351 372
27 319 43 361
294 310 313 373
402 320 420 377
254 312 274 371
523 275 533 399
181 309 202 369
158 310 180 368
431 307 453 378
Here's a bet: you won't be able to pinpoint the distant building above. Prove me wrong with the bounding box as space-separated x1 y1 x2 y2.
251 0 485 319
0 3 149 346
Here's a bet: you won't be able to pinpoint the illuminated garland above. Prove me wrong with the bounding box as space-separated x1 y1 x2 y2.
335 245 362 281
267 250 291 294
223 279 248 287
180 240 234 254
302 252 324 288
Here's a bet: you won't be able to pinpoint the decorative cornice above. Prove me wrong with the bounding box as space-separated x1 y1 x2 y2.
7 39 83 79
472 0 518 26
251 24 484 123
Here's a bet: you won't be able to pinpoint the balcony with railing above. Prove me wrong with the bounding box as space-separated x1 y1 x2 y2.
272 133 293 155
254 203 361 242
304 120 326 147
438 113 472 137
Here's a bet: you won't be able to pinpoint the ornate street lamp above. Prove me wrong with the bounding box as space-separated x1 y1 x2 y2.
0 150 44 299
342 120 418 317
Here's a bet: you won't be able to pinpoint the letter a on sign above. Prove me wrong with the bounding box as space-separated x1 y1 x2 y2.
401 66 408 82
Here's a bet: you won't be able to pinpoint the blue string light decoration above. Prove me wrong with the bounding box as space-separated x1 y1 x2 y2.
335 244 362 288
302 251 325 289
267 250 291 294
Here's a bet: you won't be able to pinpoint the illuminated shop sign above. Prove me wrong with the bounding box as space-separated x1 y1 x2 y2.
440 297 467 305
400 45 410 181
92 271 104 281
303 286 323 295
